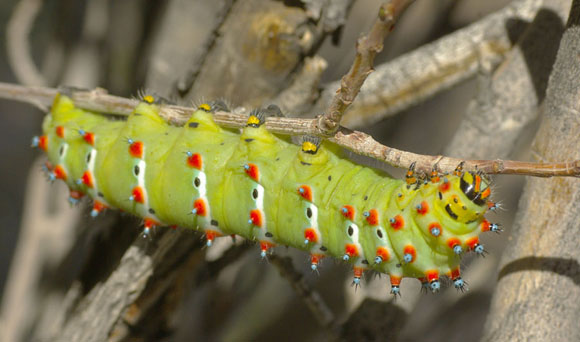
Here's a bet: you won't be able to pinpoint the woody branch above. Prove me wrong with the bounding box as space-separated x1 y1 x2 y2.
1 82 579 178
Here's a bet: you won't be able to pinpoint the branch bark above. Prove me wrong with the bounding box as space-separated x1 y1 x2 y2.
482 1 580 340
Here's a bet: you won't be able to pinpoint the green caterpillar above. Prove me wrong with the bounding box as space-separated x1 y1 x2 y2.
32 93 499 295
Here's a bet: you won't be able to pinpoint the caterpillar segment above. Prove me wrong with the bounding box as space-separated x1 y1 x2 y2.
34 93 498 295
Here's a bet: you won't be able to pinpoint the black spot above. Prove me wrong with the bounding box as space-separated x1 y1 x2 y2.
98 192 104 198
244 138 254 143
306 207 312 218
453 197 458 203
361 259 369 265
300 161 312 166
462 205 467 210
164 132 169 135
364 196 368 201
189 122 199 128
276 158 280 161
320 246 328 252
328 175 332 181
348 225 354 236
252 188 258 199
86 152 91 163
445 204 458 219
220 142 224 145
376 229 383 239
211 219 218 226
265 232 273 238
59 145 65 157
133 165 140 176
134 113 142 116
148 208 156 214
438 192 442 200
194 177 201 187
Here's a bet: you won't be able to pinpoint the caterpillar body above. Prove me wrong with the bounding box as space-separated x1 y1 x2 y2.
32 93 498 295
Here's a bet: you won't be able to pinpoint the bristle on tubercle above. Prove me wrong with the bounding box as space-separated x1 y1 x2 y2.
301 136 321 154
247 109 266 127
136 89 174 105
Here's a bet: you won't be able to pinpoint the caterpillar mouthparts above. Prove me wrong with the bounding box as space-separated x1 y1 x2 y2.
33 93 498 295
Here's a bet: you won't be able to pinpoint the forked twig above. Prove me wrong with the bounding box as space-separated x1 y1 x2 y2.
0 82 578 178
317 0 415 135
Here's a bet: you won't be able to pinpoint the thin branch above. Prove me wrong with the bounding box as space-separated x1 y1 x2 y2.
317 0 415 135
6 0 47 86
312 0 543 128
1 82 579 178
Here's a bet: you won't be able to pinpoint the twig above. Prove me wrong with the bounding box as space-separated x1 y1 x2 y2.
317 0 415 135
269 255 339 339
312 0 543 128
1 82 579 178
6 0 47 86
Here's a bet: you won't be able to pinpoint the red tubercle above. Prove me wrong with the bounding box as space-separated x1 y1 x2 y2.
344 243 359 258
403 245 416 262
144 217 160 229
481 220 491 232
205 229 222 242
249 209 263 227
310 253 324 265
390 275 401 286
82 171 94 188
131 186 145 204
428 222 442 237
260 240 275 253
244 163 259 182
416 201 429 215
376 247 390 262
187 153 203 170
446 237 461 250
365 209 379 226
390 215 404 230
53 165 67 180
449 267 461 280
69 190 84 200
304 228 318 243
439 181 450 192
426 270 439 282
83 132 95 145
193 198 207 216
466 236 480 250
340 205 355 220
56 126 65 138
129 141 144 159
297 185 313 202
92 201 107 213
38 135 48 151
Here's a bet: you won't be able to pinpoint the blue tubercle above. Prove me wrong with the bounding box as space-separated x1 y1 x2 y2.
453 245 463 255
403 253 413 263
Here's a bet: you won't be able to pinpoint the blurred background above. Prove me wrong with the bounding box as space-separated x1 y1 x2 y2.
0 0 532 341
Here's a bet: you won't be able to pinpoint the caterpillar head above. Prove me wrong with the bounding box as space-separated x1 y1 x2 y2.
437 172 491 223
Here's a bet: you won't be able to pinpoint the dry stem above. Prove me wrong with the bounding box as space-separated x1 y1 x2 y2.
1 82 579 178
318 0 415 135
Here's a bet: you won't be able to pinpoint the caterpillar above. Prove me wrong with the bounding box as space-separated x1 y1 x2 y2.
31 92 500 296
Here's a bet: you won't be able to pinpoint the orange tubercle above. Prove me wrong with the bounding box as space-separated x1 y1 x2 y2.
53 165 67 180
466 236 480 250
390 215 404 230
244 163 259 181
82 170 94 188
187 153 203 170
340 205 355 220
439 181 450 192
129 141 144 159
83 132 95 145
249 209 263 227
56 126 65 138
426 270 439 282
69 190 84 200
365 209 379 226
304 228 318 243
390 275 401 286
376 247 390 262
193 198 207 216
144 217 160 229
344 243 359 258
38 135 48 151
297 185 313 202
416 201 429 215
131 186 145 203
446 237 461 250
481 220 491 232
